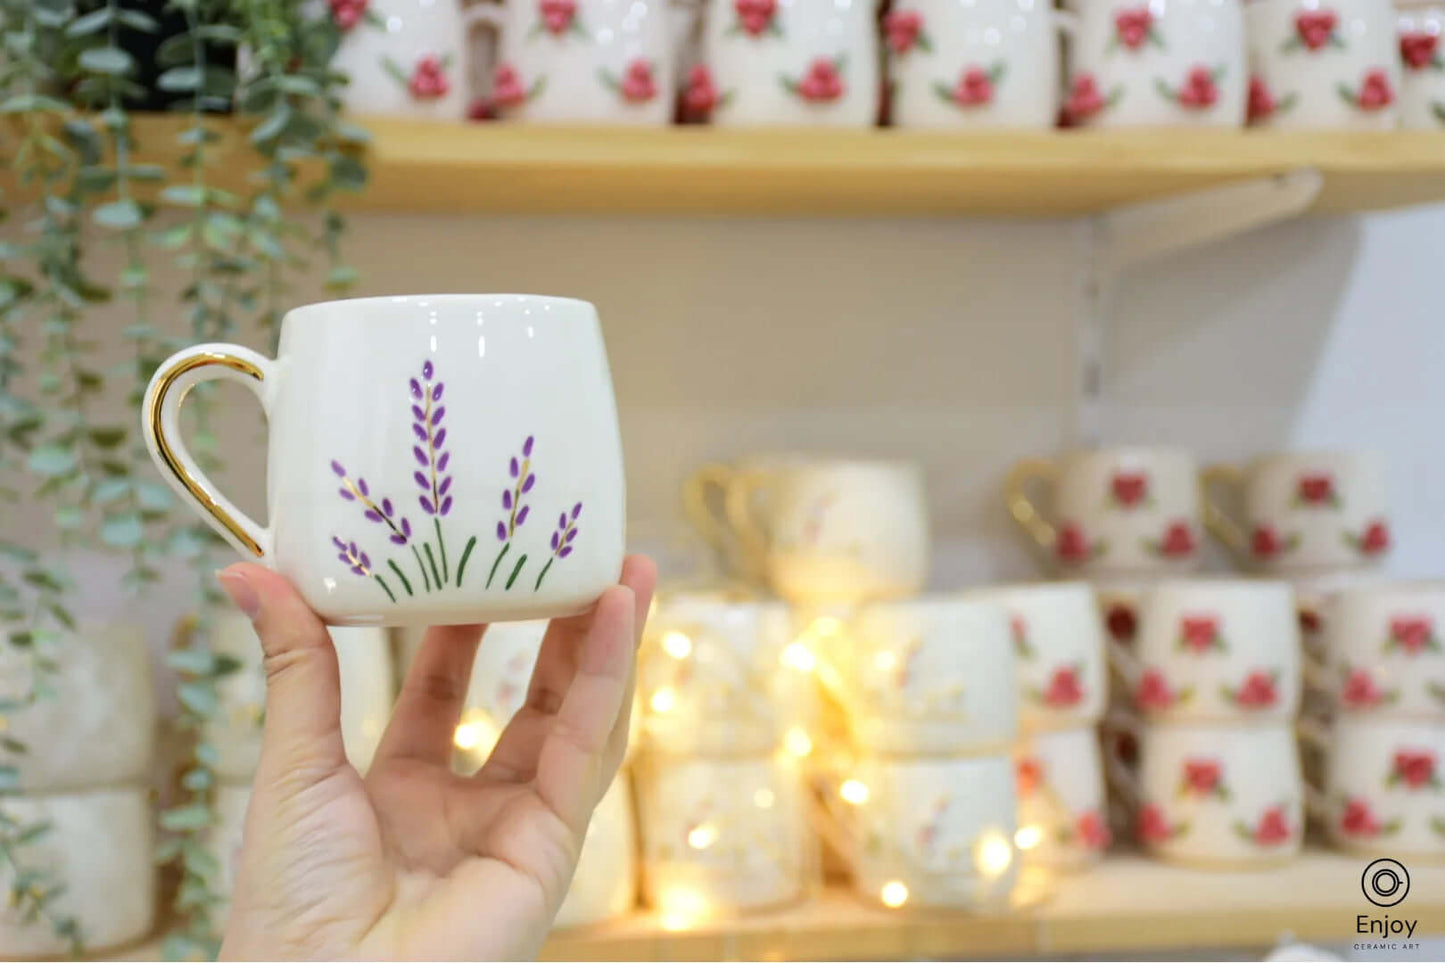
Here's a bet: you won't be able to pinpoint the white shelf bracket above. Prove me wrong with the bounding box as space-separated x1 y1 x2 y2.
1071 168 1324 446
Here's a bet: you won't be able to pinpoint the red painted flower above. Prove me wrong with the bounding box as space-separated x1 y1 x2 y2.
952 66 995 107
408 56 450 99
329 0 368 30
1248 75 1276 123
1137 803 1175 844
1390 616 1434 654
1112 471 1148 507
1180 614 1220 653
539 0 578 34
1392 749 1437 789
734 0 778 37
1297 472 1336 505
684 65 722 118
1135 667 1177 710
1056 522 1091 563
1182 758 1222 795
1341 797 1383 836
1106 603 1138 643
884 10 925 54
1401 32 1441 71
1295 10 1339 51
1016 756 1043 797
1177 66 1220 109
795 57 844 103
1360 519 1391 554
492 63 528 109
1114 6 1154 50
1065 73 1108 123
1298 607 1322 635
1043 666 1085 707
620 59 657 103
1254 805 1291 845
1342 667 1390 708
1252 524 1284 558
1076 810 1112 850
1157 521 1196 558
1231 670 1278 709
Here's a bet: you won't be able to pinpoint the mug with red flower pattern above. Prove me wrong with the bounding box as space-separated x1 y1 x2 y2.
471 0 676 123
1397 1 1445 127
1106 716 1304 868
1201 451 1392 573
142 295 626 627
1299 716 1445 857
884 0 1075 128
692 0 879 126
1244 0 1401 127
1015 726 1111 870
1309 581 1445 717
1061 0 1246 127
838 597 1017 755
969 582 1107 732
328 0 484 118
1005 447 1202 576
841 754 1019 908
1112 579 1301 723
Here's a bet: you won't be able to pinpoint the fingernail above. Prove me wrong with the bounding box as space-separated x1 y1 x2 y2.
216 569 260 620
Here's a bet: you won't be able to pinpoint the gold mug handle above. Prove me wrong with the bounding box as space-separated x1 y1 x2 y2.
142 343 275 561
723 468 772 581
681 463 737 558
1199 464 1248 560
1003 458 1060 553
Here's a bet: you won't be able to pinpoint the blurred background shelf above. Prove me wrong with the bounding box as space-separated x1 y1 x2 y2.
536 850 1445 960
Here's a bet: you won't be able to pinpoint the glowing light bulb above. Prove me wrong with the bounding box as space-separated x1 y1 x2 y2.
975 830 1014 877
659 887 708 931
880 880 909 908
687 823 719 850
783 727 813 757
453 715 499 754
754 788 776 809
840 779 870 805
873 650 898 672
780 642 817 672
650 687 677 714
1014 825 1043 851
662 631 693 659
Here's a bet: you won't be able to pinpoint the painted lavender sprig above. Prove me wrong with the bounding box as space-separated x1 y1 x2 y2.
332 459 422 595
535 501 582 590
411 360 453 587
486 435 537 589
332 536 397 602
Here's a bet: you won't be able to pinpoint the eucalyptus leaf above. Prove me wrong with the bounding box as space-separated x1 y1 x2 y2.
78 46 134 76
100 514 143 548
65 8 115 36
176 680 219 715
157 66 202 92
52 507 84 530
92 198 142 229
159 803 213 831
26 446 77 477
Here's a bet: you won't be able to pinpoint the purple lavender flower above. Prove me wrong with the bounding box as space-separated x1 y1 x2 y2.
486 435 538 589
332 536 372 576
409 359 453 587
331 460 414 546
535 500 582 590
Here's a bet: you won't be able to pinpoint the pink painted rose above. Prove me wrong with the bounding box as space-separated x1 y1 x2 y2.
1341 797 1382 836
1112 471 1148 507
330 0 368 30
1393 749 1437 789
1233 670 1278 709
1044 666 1084 707
884 10 925 54
1182 758 1222 795
1390 616 1433 654
734 0 778 37
1016 756 1043 797
1247 75 1277 123
1135 668 1175 710
1297 472 1336 504
1177 66 1219 110
1360 518 1391 553
620 59 657 103
1158 521 1196 558
952 66 995 107
1342 668 1386 708
492 63 528 109
1252 524 1283 559
1064 73 1107 123
1180 615 1219 652
1114 7 1154 49
1056 521 1091 563
408 56 450 99
797 57 844 102
1401 32 1441 71
1137 803 1174 844
1254 806 1291 845
684 65 722 117
1294 10 1339 50
1076 810 1112 850
539 0 578 34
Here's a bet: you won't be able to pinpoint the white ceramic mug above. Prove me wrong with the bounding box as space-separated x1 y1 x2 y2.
1006 447 1202 576
697 0 881 126
330 0 479 119
1062 0 1246 126
640 594 807 755
885 0 1071 128
839 597 1017 755
1312 581 1445 715
1245 0 1401 127
556 772 638 927
636 753 813 920
1107 718 1304 868
1112 579 1301 722
477 0 676 123
969 582 1107 731
143 295 626 627
840 754 1018 909
1300 716 1445 857
1015 726 1111 870
1202 451 1392 573
725 458 929 603
1398 1 1445 127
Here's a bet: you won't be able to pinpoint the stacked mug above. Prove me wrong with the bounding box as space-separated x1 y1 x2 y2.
1107 580 1307 868
1299 582 1445 859
634 593 817 927
454 619 639 929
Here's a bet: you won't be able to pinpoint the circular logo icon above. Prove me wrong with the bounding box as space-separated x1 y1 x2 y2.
1362 858 1410 907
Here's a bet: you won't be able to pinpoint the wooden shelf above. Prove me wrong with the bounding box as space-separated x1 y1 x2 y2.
538 849 1445 960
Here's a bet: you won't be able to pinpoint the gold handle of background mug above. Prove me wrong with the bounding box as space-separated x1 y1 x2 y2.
681 463 737 556
142 344 274 560
1003 458 1059 552
1199 463 1248 560
723 468 772 579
